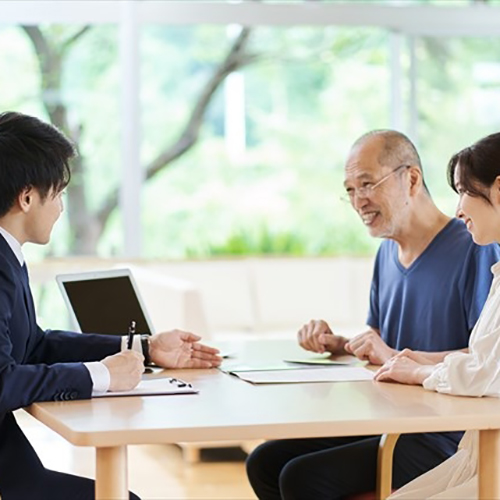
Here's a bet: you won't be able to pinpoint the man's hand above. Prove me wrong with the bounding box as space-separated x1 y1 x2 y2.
297 319 347 354
102 350 144 392
149 330 222 369
374 354 434 386
344 330 396 365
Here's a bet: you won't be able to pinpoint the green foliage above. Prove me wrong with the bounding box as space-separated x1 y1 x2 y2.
186 226 307 257
2 18 500 260
184 221 379 258
416 36 500 214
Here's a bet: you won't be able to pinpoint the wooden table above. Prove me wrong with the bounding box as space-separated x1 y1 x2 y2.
27 339 500 499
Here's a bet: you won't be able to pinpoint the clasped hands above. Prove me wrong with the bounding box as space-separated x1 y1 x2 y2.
298 319 433 385
101 330 221 392
297 319 396 365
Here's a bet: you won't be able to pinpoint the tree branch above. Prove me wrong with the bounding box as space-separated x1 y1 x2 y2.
96 26 257 226
61 26 91 54
97 188 119 234
144 27 256 180
22 25 52 70
21 25 67 127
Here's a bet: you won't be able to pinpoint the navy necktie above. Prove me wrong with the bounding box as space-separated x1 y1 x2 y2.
20 263 35 322
20 263 28 281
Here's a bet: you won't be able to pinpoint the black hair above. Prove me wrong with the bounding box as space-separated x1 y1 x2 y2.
447 132 500 205
0 111 74 217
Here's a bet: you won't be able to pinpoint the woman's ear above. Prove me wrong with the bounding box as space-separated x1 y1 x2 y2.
491 176 500 207
18 187 34 213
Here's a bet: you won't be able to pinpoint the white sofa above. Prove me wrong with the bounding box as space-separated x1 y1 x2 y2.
135 257 374 339
31 256 374 339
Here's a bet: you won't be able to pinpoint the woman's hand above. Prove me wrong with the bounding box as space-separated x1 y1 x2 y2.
374 353 435 386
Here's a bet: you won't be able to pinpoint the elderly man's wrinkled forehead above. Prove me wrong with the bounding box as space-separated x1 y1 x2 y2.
345 135 386 176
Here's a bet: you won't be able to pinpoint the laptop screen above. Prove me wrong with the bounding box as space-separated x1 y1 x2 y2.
57 270 153 335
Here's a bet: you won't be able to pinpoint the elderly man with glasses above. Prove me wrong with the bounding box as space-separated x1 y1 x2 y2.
246 130 500 500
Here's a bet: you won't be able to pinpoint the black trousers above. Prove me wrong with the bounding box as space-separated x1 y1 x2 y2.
246 433 460 500
0 413 141 500
2 469 141 500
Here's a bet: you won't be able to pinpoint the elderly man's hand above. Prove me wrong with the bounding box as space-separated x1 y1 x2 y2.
345 330 396 365
297 319 347 354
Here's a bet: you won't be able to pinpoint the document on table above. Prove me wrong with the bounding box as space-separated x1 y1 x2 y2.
284 355 363 366
93 377 198 397
220 363 309 374
221 355 365 375
231 366 374 384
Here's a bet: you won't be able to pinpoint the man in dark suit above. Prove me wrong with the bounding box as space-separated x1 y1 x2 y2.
0 111 222 500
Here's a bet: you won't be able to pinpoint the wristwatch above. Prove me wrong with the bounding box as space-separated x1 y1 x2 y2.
140 334 151 365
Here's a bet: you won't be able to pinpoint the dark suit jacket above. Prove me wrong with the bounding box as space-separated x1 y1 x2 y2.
0 234 121 495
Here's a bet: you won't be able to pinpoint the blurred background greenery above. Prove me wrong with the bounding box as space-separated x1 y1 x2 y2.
1 1 500 260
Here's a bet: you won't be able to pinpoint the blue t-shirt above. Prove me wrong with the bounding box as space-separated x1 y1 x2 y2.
367 218 500 352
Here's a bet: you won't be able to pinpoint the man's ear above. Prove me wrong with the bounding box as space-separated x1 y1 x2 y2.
408 166 422 195
18 187 34 213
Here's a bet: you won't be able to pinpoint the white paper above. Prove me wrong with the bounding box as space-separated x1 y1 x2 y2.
233 366 374 384
283 356 364 366
221 363 309 373
93 377 198 398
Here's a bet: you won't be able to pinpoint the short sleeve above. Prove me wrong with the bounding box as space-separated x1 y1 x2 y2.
367 250 381 329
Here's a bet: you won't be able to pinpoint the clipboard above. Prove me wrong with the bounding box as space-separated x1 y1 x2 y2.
94 377 198 398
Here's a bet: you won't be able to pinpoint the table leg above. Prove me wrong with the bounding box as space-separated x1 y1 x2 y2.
479 429 500 499
96 446 128 500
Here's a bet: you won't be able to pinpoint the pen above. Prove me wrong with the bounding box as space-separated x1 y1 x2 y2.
127 320 136 350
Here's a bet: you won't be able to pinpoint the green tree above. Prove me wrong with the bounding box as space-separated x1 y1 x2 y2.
22 25 257 254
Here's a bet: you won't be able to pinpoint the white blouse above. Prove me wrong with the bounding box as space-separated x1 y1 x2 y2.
390 260 500 500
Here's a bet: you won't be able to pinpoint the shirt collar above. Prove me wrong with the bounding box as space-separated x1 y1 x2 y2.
492 260 500 278
0 226 24 266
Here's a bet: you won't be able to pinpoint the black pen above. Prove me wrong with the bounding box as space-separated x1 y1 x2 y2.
127 320 136 350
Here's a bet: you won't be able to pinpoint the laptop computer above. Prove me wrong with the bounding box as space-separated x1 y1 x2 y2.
56 268 155 336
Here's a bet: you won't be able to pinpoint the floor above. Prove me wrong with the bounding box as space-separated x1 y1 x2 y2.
16 410 258 500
